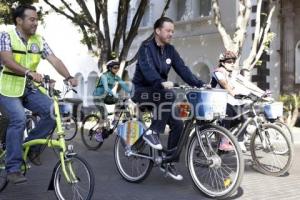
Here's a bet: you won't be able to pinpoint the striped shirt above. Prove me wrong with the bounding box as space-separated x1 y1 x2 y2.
0 29 53 60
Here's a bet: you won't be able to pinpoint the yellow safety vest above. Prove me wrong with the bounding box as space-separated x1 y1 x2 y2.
0 29 43 97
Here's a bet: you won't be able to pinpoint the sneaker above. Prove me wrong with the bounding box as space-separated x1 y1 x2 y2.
239 141 247 153
219 142 234 151
160 163 183 181
7 171 27 184
94 131 104 142
142 130 162 150
28 151 42 166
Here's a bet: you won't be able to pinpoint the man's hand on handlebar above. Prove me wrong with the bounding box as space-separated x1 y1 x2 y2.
63 76 78 87
27 71 43 83
162 81 174 89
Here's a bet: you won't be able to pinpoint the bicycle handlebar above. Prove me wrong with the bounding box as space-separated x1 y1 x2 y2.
26 74 77 97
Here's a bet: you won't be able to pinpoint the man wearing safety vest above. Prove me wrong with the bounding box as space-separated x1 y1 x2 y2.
0 5 77 184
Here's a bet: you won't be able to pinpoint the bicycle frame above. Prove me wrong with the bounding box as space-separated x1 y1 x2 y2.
0 82 76 184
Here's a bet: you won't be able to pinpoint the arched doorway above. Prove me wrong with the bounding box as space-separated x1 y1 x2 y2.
86 71 98 105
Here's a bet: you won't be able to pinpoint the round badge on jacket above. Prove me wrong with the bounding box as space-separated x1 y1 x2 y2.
30 43 40 53
166 58 171 65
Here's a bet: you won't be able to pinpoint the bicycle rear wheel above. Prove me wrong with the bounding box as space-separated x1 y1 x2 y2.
81 114 103 150
114 136 153 183
187 124 244 199
53 155 94 200
250 123 294 176
274 121 294 144
63 117 78 141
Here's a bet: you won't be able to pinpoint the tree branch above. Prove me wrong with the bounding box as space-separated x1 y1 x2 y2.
113 0 130 56
76 0 96 25
233 0 251 53
243 0 262 69
249 4 275 70
120 0 148 61
212 0 233 50
125 0 170 67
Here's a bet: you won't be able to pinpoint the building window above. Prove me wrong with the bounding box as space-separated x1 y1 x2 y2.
296 41 300 84
199 0 212 17
176 0 212 21
177 0 187 21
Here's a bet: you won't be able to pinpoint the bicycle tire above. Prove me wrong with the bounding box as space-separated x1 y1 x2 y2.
63 117 78 141
274 121 294 144
0 152 8 192
114 136 153 183
53 154 94 200
81 114 104 150
250 123 294 176
187 124 244 199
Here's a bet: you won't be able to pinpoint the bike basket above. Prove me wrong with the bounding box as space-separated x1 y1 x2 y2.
186 88 228 120
117 120 145 146
264 102 283 119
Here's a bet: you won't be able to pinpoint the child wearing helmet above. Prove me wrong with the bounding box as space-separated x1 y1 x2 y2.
93 60 131 118
211 51 247 152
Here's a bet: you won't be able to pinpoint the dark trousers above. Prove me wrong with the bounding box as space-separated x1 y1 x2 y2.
132 87 184 151
223 104 246 142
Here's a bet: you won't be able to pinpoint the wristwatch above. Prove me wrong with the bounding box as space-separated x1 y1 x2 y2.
65 76 74 81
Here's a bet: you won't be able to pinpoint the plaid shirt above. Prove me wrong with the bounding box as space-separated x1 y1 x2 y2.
0 29 53 60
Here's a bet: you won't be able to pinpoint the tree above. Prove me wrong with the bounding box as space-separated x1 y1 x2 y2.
212 0 276 75
43 0 171 73
0 0 40 24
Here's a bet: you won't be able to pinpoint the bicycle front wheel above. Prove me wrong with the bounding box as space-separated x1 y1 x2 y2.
81 114 103 150
63 117 78 141
53 155 94 200
250 123 294 176
0 152 8 192
187 124 244 199
114 136 153 183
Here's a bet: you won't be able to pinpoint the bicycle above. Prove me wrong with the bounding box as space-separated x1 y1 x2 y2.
114 86 244 199
224 93 294 176
25 95 79 142
0 75 94 199
80 97 144 150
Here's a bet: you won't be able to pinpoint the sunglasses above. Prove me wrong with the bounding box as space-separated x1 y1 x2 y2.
112 66 120 70
224 59 236 64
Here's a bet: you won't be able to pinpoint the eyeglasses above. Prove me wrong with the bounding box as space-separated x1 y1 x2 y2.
112 66 120 70
224 59 236 64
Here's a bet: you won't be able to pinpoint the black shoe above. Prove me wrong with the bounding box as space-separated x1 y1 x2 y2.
7 172 27 184
28 151 42 166
142 130 162 150
160 163 183 181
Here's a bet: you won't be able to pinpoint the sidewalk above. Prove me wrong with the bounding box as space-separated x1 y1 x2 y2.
292 127 300 144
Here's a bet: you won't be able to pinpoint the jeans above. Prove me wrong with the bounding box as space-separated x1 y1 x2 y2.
132 87 184 154
0 86 56 173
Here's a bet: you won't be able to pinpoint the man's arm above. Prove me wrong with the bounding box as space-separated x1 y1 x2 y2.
0 51 28 75
137 45 164 88
171 47 204 87
46 54 77 86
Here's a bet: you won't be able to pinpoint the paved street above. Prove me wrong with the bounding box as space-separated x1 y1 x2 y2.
0 128 300 200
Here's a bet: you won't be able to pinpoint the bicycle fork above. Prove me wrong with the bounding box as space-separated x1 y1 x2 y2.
48 145 78 190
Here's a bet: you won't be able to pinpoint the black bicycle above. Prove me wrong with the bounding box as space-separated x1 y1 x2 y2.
224 94 294 176
114 86 244 199
81 98 136 150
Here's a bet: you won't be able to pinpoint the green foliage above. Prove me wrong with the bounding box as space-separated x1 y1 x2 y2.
279 94 300 112
0 0 42 24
